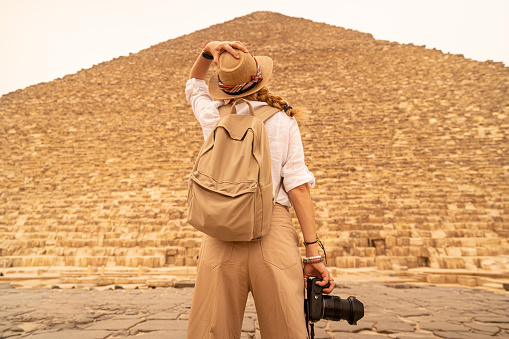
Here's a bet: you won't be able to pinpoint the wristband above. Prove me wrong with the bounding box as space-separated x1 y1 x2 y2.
201 49 213 60
303 237 327 264
303 239 318 246
303 256 324 264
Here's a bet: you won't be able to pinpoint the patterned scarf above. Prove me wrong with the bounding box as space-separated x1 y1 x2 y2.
217 56 263 96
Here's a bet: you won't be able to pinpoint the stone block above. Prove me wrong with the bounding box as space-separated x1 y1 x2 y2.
445 247 462 257
365 247 376 257
396 237 410 246
409 246 421 257
393 247 409 256
431 230 447 239
409 238 424 246
353 238 369 247
353 247 365 257
457 275 478 287
426 274 447 284
460 238 477 247
443 257 465 269
146 279 174 288
385 236 396 248
461 247 477 256
336 256 359 268
375 256 393 270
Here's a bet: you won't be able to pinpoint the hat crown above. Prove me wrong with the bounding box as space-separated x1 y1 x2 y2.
218 50 257 86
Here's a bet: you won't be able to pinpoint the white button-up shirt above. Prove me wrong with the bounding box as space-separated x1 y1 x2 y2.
185 78 315 207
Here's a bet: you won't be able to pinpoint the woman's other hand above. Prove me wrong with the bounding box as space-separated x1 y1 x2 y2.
204 41 248 66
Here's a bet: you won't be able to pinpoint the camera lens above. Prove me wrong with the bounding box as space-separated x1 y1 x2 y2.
322 295 364 325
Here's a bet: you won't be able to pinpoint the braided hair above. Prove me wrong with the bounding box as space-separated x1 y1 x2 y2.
242 86 306 119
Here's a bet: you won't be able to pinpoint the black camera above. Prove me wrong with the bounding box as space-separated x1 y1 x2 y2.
305 277 364 325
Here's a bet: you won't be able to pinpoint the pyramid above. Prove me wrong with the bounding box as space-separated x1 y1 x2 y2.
1 11 508 272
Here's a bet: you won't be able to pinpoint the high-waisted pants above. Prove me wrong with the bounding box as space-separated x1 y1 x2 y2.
186 204 307 339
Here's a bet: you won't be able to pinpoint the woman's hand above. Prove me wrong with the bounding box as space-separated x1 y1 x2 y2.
204 41 248 66
189 41 248 80
303 261 335 294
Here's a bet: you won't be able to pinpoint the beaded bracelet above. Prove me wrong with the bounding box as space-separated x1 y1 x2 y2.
302 256 324 264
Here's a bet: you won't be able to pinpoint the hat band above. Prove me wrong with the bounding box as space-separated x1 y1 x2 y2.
217 56 263 96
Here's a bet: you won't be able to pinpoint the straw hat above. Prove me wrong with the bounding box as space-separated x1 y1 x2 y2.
208 49 273 100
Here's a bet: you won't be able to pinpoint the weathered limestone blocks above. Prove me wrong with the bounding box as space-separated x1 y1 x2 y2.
1 11 508 271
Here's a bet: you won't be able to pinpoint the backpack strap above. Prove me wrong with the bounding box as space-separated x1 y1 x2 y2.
254 105 281 122
218 103 280 121
218 104 232 118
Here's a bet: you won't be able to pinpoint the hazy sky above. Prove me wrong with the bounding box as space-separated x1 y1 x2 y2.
1 0 508 96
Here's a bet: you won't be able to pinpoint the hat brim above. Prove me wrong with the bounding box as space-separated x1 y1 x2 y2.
208 56 273 100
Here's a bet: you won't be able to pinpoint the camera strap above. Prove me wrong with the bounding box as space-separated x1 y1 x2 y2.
308 324 315 339
305 312 314 339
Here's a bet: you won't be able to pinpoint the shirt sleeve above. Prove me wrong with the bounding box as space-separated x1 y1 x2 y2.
281 118 315 191
185 78 222 139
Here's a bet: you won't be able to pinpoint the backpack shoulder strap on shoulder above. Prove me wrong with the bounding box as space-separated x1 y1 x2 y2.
218 104 233 118
254 105 281 122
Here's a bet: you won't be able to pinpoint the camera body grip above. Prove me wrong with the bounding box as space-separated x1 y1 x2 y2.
305 277 364 325
306 277 327 322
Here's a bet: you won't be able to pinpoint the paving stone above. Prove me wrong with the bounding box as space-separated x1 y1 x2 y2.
374 320 415 334
474 315 509 323
134 319 188 332
1 283 508 339
398 308 432 317
179 313 190 320
333 333 388 338
329 319 375 332
418 321 469 332
464 321 501 334
24 330 112 339
432 331 492 339
146 311 179 320
85 319 143 330
406 315 435 323
116 331 186 339
1 331 24 338
388 333 435 338
496 322 509 330
242 317 255 332
315 321 328 328
312 326 331 338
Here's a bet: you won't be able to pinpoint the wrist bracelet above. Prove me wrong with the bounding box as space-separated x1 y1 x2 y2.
303 256 324 264
303 237 328 264
305 256 322 260
303 258 324 264
201 49 213 60
303 239 318 246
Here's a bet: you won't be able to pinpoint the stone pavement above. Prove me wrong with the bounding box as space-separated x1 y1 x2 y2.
1 281 508 339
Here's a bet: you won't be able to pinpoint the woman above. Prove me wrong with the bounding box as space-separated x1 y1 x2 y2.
185 41 334 339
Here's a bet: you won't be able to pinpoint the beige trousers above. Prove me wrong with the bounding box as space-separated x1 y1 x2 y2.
186 204 307 339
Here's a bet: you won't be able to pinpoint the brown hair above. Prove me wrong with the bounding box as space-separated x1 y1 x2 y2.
242 86 306 120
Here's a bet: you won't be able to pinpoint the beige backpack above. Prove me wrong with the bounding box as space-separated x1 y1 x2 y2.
187 99 282 241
